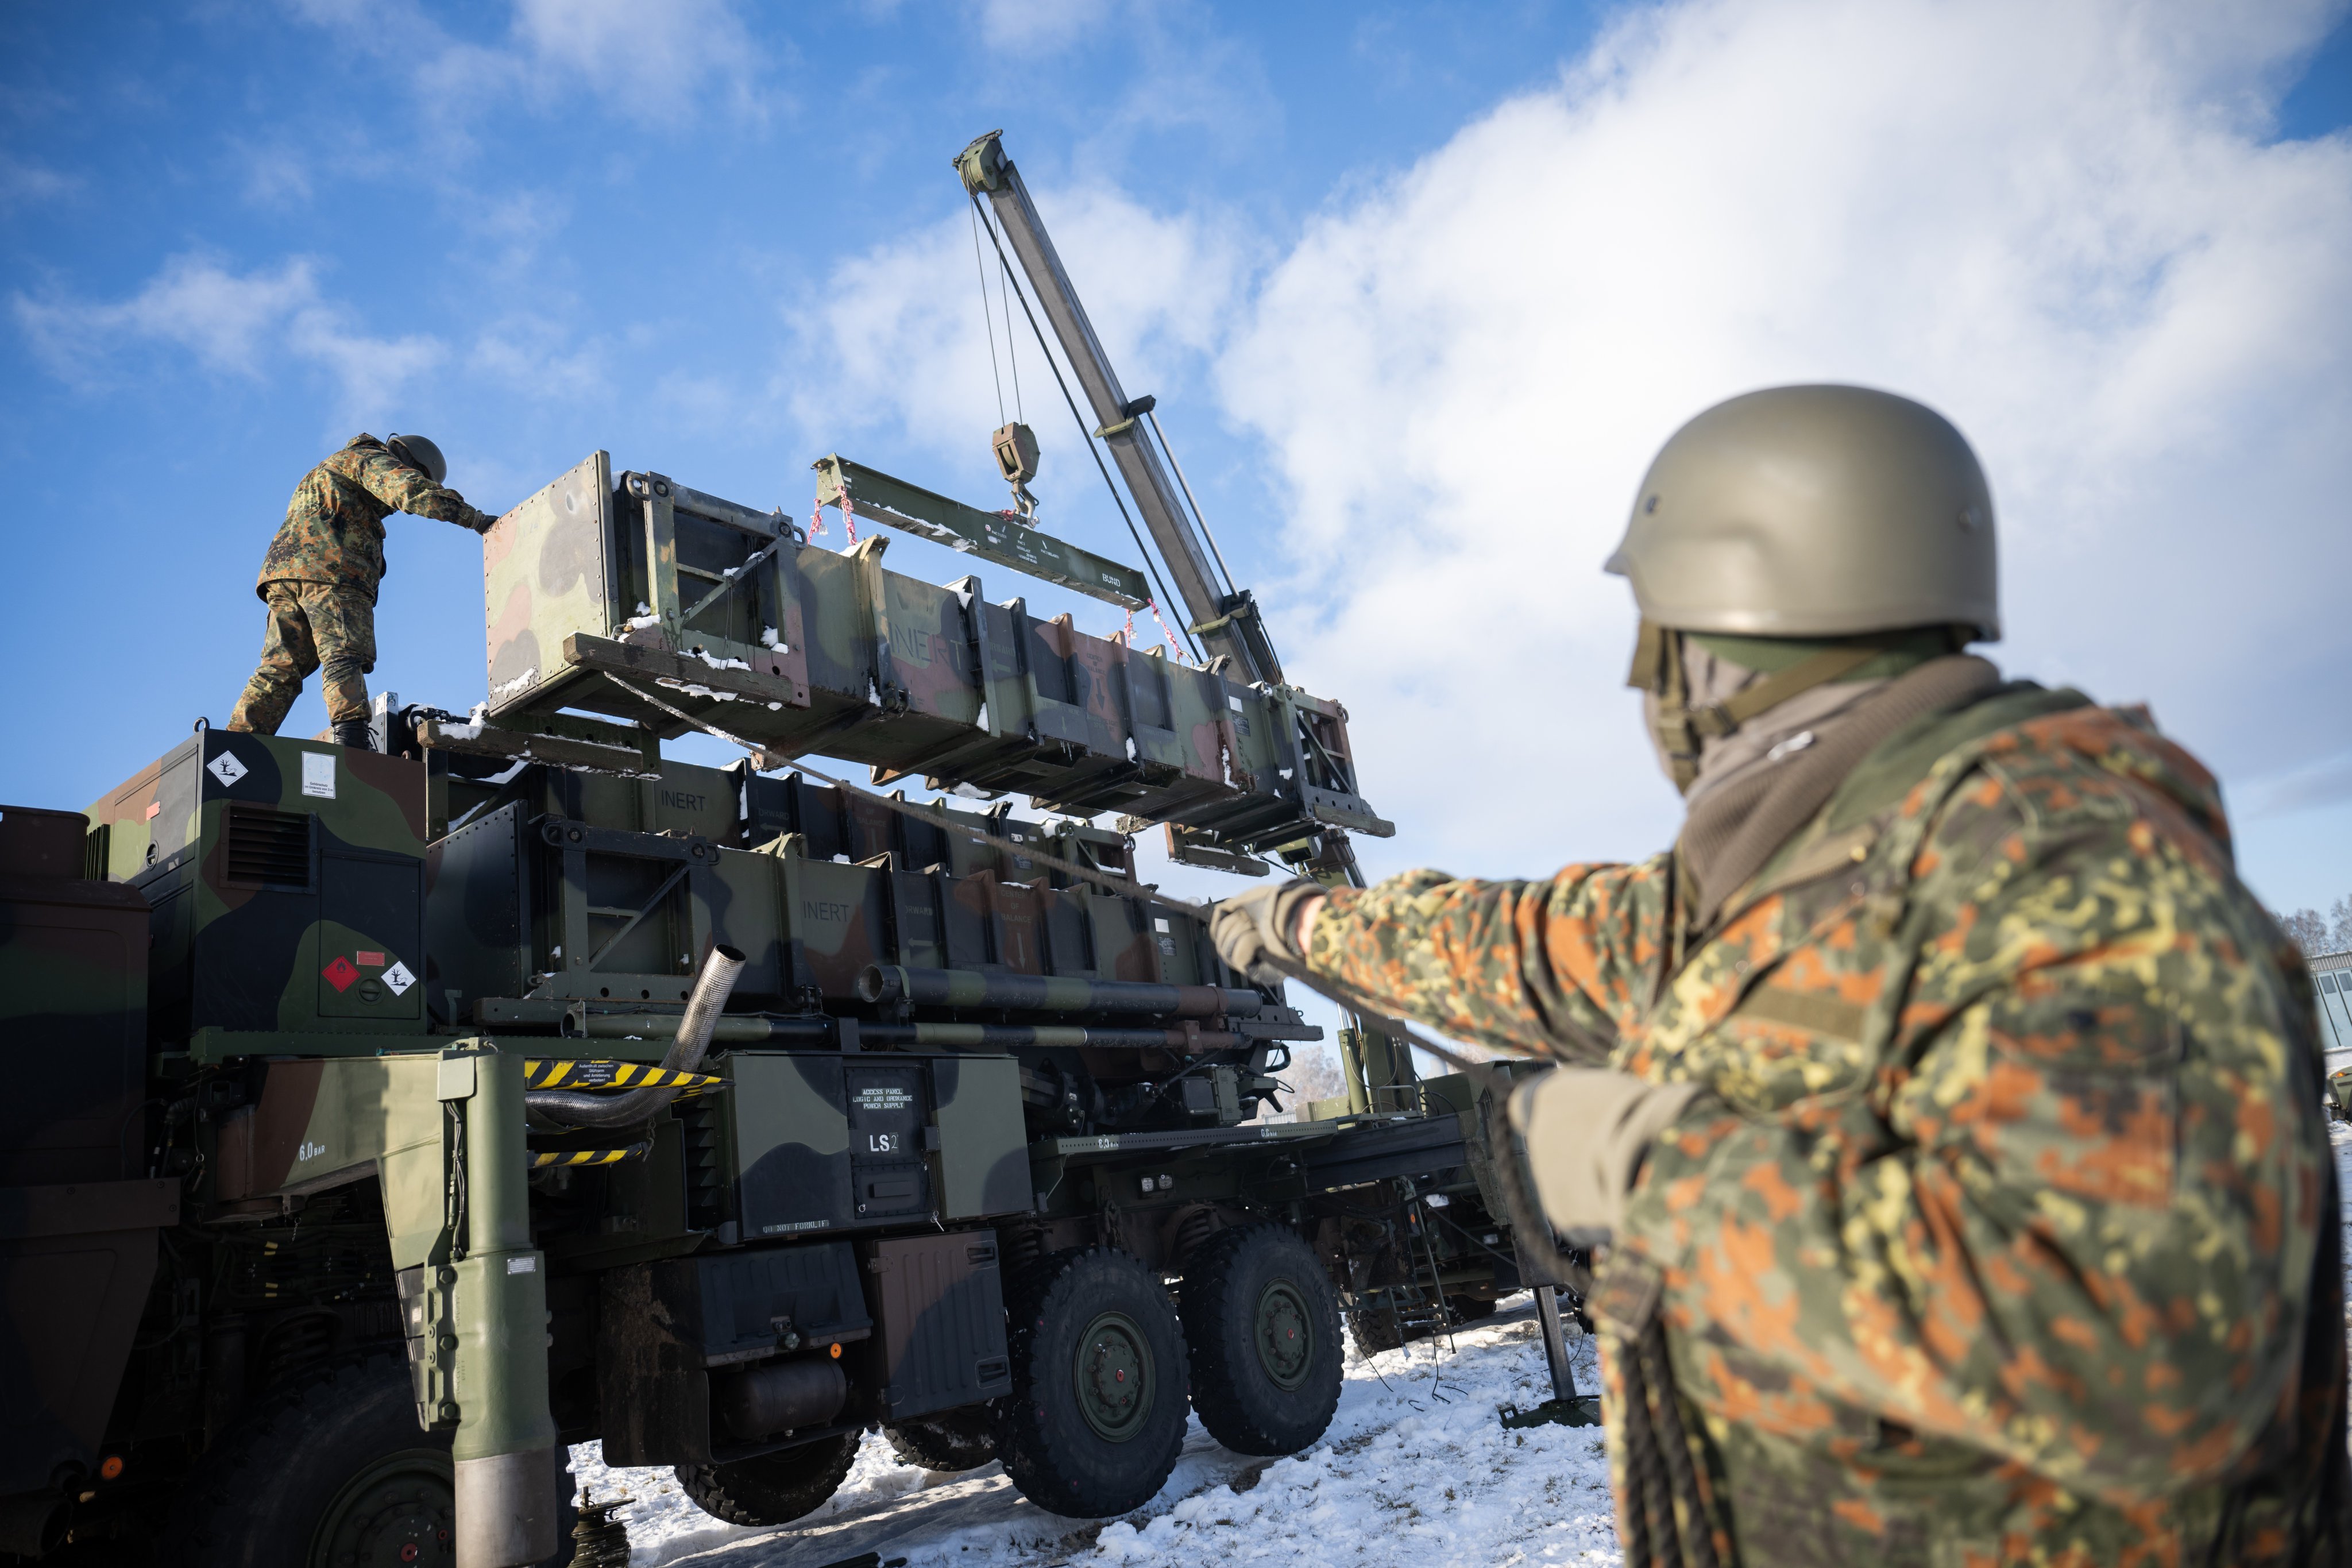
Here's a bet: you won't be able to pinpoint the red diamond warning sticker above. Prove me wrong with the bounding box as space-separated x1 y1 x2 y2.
322 956 360 992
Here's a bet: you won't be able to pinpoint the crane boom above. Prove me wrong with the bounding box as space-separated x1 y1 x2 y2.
953 129 1412 1092
955 130 1283 687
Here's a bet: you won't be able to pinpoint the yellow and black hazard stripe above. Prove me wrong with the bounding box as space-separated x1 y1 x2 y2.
530 1142 652 1169
522 1060 722 1093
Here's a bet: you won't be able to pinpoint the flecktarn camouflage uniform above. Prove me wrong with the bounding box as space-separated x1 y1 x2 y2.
1308 685 2350 1565
228 435 496 733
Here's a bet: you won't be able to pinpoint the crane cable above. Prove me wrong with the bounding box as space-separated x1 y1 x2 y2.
968 201 1007 428
968 193 1203 665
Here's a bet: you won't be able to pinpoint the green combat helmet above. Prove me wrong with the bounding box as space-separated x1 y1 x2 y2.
385 432 447 486
1606 384 2000 791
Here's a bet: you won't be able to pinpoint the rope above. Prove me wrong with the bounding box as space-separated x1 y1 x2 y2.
806 487 856 547
1144 600 1189 664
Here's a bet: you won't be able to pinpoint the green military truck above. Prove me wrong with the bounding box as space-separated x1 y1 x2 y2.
0 133 1531 1566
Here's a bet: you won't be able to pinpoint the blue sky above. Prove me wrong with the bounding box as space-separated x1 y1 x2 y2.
6 0 2352 926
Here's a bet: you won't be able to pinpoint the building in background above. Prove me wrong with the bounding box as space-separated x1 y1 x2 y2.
2310 950 2352 1061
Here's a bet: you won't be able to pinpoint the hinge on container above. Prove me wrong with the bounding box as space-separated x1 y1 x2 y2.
396 1264 461 1430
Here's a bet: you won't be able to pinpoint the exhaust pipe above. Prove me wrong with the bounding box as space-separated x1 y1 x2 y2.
526 944 746 1129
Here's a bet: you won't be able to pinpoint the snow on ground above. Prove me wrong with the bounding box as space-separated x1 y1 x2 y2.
567 1293 1620 1568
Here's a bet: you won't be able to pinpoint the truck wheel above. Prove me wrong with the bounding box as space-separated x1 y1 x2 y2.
885 1406 998 1472
995 1248 1187 1519
1179 1225 1342 1456
167 1350 575 1567
674 1431 860 1527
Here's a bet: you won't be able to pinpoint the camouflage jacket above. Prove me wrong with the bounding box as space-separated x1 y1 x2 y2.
1309 685 2348 1565
255 435 493 602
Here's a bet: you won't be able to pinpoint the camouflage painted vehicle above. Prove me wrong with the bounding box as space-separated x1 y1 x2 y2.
0 133 1524 1567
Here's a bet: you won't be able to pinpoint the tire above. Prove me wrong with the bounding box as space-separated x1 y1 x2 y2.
1347 1300 1401 1355
167 1350 575 1568
1179 1225 1342 1456
885 1405 998 1472
675 1431 861 1527
994 1247 1188 1519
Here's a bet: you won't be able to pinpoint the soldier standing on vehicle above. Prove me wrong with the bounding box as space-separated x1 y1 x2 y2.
225 432 500 750
1213 385 2350 1565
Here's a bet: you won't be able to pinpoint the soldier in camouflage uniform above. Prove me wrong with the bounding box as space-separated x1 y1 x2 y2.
227 432 500 749
1215 386 2350 1565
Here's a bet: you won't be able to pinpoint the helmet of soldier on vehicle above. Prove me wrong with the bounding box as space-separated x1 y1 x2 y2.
1605 383 1999 642
385 432 448 487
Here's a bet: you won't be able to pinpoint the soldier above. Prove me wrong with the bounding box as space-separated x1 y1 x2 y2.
1214 385 2350 1565
226 432 500 750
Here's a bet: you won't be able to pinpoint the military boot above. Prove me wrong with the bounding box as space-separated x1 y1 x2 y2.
331 719 375 752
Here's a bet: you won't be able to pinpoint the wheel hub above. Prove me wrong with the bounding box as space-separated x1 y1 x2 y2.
310 1448 454 1568
1254 1279 1314 1391
1073 1310 1153 1442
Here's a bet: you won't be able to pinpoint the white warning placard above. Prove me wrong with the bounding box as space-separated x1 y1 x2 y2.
206 751 248 788
301 751 336 799
381 961 415 996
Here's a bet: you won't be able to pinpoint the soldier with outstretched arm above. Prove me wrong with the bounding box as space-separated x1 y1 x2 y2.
226 432 500 750
1214 385 2351 1566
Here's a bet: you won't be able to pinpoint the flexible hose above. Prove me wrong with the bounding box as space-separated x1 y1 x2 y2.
525 945 746 1130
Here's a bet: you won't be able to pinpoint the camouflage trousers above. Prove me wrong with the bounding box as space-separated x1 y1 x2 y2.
226 581 376 733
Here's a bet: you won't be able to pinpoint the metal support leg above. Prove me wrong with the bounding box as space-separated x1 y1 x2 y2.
446 1049 560 1567
1499 1284 1603 1430
1536 1284 1577 1403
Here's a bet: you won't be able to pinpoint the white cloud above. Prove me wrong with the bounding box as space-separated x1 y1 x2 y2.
977 0 1102 54
1215 0 2352 878
789 183 1246 503
504 0 767 120
12 253 445 424
287 0 770 130
0 154 78 210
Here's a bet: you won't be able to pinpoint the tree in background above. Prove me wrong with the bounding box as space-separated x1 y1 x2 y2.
2277 905 2345 956
1264 1043 1349 1121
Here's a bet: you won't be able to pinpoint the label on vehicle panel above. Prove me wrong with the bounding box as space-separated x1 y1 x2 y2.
301 752 336 798
853 1086 914 1113
382 961 415 996
206 752 248 788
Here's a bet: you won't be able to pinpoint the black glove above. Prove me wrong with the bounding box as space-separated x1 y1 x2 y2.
1207 878 1325 986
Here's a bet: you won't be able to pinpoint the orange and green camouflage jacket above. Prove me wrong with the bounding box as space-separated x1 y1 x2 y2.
255 435 493 603
1308 685 2349 1566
